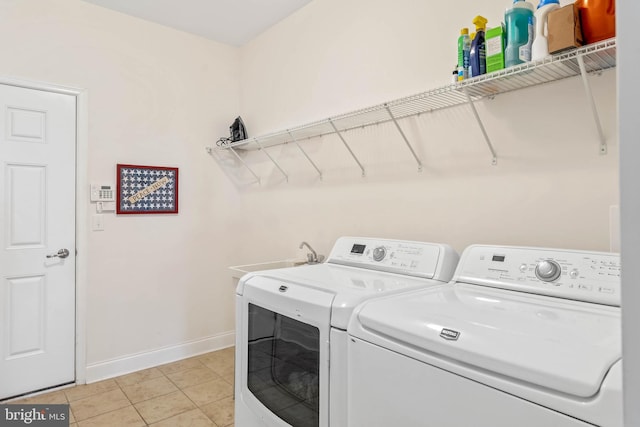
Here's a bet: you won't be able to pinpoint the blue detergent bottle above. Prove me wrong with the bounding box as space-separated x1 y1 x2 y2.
469 15 488 77
505 0 535 67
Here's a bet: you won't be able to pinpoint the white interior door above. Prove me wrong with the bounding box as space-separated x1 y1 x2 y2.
0 83 76 400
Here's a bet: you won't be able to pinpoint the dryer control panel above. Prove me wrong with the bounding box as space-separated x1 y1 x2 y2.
327 237 459 282
455 245 621 306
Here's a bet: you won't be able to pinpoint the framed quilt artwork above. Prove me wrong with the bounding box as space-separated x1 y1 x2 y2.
116 164 179 214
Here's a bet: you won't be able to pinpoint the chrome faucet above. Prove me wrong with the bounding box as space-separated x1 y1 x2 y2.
299 241 324 264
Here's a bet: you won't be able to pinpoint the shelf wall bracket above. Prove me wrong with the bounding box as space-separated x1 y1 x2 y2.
577 55 607 155
329 118 366 177
464 89 498 165
288 130 323 180
384 104 423 171
255 138 289 182
229 146 261 185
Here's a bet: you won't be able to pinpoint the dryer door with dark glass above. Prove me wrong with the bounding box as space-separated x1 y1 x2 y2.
239 276 333 427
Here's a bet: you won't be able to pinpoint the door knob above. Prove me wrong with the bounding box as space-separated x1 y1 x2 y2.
46 249 70 259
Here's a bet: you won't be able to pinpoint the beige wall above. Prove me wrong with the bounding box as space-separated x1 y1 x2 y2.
0 0 240 380
0 0 619 382
235 0 618 256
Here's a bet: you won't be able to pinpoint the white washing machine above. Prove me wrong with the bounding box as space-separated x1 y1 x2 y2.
234 236 459 427
348 245 622 427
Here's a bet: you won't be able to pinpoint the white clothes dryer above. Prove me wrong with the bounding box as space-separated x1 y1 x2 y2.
348 245 622 427
234 237 459 427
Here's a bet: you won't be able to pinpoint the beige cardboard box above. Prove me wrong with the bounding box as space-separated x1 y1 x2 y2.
548 3 584 54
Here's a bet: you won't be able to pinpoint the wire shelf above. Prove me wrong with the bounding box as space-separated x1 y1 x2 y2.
214 38 616 153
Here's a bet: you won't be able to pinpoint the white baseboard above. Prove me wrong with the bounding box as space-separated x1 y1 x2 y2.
84 331 235 384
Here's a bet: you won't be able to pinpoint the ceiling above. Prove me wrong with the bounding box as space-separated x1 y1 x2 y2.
81 0 313 46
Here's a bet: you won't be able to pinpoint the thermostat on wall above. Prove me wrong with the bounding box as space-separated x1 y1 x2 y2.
90 183 115 202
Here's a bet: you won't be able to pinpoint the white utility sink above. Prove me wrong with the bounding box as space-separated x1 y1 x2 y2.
229 259 307 279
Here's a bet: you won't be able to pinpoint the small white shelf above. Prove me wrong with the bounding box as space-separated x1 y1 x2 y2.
208 38 616 180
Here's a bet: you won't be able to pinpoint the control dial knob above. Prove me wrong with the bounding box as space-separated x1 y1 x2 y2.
535 259 562 282
372 246 387 262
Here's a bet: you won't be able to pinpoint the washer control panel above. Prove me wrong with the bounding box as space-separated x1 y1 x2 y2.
456 245 621 306
327 237 458 281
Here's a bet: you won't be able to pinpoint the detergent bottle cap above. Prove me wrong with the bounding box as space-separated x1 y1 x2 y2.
472 16 488 31
537 0 559 8
510 0 535 12
460 27 469 35
470 32 476 40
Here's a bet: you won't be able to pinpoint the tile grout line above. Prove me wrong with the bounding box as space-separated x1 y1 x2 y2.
120 375 177 406
155 371 198 425
163 370 222 427
114 381 149 427
161 358 232 427
132 361 225 426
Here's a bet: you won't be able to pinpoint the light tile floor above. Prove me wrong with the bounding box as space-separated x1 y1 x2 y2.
9 347 235 427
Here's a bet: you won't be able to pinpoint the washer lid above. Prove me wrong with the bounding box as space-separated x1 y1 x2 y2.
352 284 621 398
239 263 447 330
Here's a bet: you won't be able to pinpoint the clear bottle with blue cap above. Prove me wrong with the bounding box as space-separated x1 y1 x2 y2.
457 28 471 81
531 0 561 61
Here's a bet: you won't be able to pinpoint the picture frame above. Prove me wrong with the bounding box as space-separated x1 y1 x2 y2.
116 164 179 215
